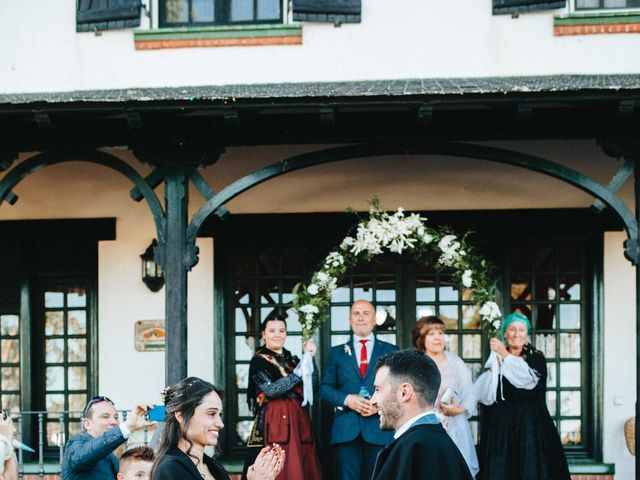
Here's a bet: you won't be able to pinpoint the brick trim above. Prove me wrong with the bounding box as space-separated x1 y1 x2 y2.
555 21 640 35
135 34 302 50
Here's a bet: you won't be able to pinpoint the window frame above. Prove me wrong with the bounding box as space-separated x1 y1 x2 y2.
573 0 640 12
159 0 285 28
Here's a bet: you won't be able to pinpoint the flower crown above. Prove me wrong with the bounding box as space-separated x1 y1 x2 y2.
160 386 172 405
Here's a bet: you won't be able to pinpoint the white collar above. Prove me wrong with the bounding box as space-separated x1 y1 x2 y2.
393 410 436 439
353 333 374 343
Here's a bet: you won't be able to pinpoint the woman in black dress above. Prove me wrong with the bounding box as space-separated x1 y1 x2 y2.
478 312 570 480
151 376 284 480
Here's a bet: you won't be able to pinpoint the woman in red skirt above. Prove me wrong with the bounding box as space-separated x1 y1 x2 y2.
242 310 322 480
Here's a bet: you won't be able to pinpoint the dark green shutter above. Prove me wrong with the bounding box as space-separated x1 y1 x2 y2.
493 0 566 14
292 0 361 24
77 0 141 32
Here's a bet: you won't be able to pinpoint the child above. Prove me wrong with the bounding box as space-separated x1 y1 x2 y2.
117 446 155 480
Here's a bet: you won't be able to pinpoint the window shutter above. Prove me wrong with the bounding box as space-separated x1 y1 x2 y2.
292 0 361 24
77 0 141 32
493 0 565 14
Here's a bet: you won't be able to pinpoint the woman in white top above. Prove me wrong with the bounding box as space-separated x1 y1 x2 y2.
412 315 479 478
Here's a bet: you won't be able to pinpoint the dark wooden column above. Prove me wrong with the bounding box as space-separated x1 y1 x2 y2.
635 156 640 475
164 163 189 385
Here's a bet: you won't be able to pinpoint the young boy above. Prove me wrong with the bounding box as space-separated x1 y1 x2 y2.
117 446 154 480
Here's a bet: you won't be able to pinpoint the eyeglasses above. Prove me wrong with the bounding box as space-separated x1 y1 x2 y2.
83 396 114 418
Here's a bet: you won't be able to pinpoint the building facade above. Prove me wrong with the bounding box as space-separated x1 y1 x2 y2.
1 0 639 478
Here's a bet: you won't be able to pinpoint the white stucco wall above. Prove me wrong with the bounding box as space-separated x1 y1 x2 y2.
0 1 639 93
603 231 636 479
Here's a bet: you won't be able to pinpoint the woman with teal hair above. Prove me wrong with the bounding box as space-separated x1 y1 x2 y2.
477 312 570 480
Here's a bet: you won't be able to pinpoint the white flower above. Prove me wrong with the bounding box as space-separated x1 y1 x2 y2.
307 284 319 295
461 270 473 288
316 271 329 283
341 236 355 250
480 302 502 322
299 304 319 315
324 252 344 268
492 318 501 330
423 233 434 244
344 344 352 356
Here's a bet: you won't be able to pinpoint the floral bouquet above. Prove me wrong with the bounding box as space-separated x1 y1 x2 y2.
292 199 502 340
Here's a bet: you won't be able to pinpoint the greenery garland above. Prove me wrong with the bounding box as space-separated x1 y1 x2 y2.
292 199 502 340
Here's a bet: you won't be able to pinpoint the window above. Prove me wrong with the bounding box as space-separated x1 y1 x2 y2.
41 280 91 448
508 244 590 453
215 212 601 461
575 0 640 9
161 0 283 26
0 314 20 413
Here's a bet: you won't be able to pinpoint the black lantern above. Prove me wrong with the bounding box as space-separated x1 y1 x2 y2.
140 239 164 292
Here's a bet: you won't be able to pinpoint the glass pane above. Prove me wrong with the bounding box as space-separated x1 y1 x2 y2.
46 394 65 411
0 339 19 363
67 290 86 307
535 275 556 301
559 275 580 301
560 419 581 445
0 315 19 336
535 248 556 272
68 366 87 390
285 308 302 332
1 367 20 390
46 366 65 391
560 391 581 416
536 304 556 330
439 281 458 302
462 334 481 359
235 307 251 333
444 334 458 355
511 276 532 302
416 280 436 302
331 287 350 303
192 0 214 21
237 291 250 305
236 336 255 361
560 362 581 388
467 362 482 382
68 338 87 362
559 304 580 330
377 333 396 345
535 334 556 358
45 311 64 335
231 0 254 21
236 420 253 444
45 339 65 363
257 0 280 19
461 288 474 302
604 0 626 8
45 292 64 308
236 364 249 389
576 0 600 7
331 334 350 347
284 336 302 357
376 279 396 302
559 333 580 358
461 305 480 330
375 306 396 332
353 285 373 302
165 0 189 22
47 421 64 447
416 305 436 319
547 362 556 388
439 305 458 330
259 279 278 304
1 394 20 413
68 422 82 436
546 391 557 416
68 309 87 334
238 393 251 417
331 306 350 331
68 394 86 415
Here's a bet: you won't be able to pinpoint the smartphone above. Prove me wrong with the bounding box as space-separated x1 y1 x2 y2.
147 405 166 422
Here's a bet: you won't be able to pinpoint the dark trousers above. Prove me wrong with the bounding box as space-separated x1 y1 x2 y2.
334 435 384 480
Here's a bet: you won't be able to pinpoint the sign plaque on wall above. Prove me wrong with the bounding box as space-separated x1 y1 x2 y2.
135 320 165 352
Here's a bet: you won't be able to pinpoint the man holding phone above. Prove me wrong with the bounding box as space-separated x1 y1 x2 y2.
62 396 153 480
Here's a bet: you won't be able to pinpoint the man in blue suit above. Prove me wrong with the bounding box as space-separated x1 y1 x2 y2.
62 397 151 480
320 299 399 480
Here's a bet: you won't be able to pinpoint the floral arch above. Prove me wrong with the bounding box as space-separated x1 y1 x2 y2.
292 200 502 340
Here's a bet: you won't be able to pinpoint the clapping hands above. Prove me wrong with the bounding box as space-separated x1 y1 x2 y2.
247 444 285 480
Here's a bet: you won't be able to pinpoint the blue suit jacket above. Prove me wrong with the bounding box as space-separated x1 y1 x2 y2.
320 336 399 446
61 426 126 480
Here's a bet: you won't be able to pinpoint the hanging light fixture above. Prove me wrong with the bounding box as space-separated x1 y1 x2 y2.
140 239 164 292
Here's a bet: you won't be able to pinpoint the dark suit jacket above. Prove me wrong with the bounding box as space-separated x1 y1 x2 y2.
372 422 473 480
153 447 230 480
61 427 125 480
320 336 398 445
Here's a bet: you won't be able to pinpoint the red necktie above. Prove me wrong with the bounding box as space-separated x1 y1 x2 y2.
359 339 368 378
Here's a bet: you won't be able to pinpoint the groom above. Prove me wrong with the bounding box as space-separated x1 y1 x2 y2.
320 299 398 480
370 350 473 480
